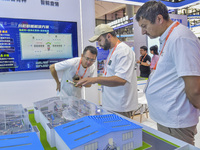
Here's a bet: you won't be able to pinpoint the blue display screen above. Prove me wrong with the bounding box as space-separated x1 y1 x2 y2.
0 17 78 72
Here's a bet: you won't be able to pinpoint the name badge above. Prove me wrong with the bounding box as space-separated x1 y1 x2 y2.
108 60 112 65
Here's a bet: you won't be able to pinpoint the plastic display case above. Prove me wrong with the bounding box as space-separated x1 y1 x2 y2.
34 96 111 147
0 104 32 135
0 104 44 150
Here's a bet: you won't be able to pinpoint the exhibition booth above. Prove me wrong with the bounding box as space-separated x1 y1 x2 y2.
0 0 200 149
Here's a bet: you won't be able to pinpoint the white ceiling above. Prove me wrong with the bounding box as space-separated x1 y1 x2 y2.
95 1 126 19
95 0 141 20
95 0 200 20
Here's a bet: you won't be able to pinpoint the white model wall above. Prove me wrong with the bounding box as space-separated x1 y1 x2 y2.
0 0 97 108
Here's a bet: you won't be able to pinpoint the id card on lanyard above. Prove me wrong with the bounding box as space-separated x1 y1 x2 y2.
144 22 180 93
103 40 120 76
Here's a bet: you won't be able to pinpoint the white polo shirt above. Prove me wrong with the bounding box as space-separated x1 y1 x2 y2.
102 42 138 112
55 57 95 99
146 22 200 128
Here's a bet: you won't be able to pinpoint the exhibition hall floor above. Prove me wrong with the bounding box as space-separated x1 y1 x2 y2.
132 114 200 148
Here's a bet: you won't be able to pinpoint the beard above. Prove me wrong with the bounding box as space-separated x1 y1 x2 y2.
102 38 111 50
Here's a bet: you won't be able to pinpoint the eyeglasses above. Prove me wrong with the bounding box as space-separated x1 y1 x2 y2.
84 56 96 62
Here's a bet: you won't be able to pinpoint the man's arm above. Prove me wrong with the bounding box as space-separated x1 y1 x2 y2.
137 58 151 66
84 84 92 87
140 61 150 66
76 76 126 87
141 56 151 66
183 76 200 109
49 64 60 91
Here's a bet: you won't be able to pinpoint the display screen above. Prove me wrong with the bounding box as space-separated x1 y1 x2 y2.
0 17 78 72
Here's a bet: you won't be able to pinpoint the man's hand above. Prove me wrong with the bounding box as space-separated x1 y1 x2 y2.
76 76 126 87
56 82 61 91
76 77 95 87
73 79 82 87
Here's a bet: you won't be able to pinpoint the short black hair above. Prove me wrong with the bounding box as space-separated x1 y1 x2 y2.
140 46 148 52
150 45 159 55
83 45 98 56
136 1 170 24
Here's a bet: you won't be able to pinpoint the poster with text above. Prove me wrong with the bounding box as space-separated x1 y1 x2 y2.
0 17 78 72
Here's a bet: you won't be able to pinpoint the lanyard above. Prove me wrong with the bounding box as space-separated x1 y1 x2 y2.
76 58 88 79
153 22 180 70
140 53 147 62
103 40 120 75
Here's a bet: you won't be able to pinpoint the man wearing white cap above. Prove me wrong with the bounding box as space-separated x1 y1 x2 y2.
77 24 138 118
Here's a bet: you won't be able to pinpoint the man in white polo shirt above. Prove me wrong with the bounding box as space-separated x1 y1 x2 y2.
76 24 138 118
49 46 97 99
136 1 200 145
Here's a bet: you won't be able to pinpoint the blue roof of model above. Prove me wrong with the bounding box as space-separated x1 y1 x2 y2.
0 132 44 150
54 114 142 149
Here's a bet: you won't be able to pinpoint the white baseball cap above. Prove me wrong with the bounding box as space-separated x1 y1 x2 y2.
89 24 114 42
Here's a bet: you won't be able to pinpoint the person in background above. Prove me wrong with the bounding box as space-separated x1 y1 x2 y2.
76 24 138 118
150 45 159 71
49 46 97 99
136 1 200 145
137 46 151 78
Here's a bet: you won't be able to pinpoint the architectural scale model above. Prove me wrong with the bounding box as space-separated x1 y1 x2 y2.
34 97 68 126
0 104 32 135
54 114 143 150
0 132 44 150
0 104 44 150
34 96 110 127
33 96 110 147
34 96 200 150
